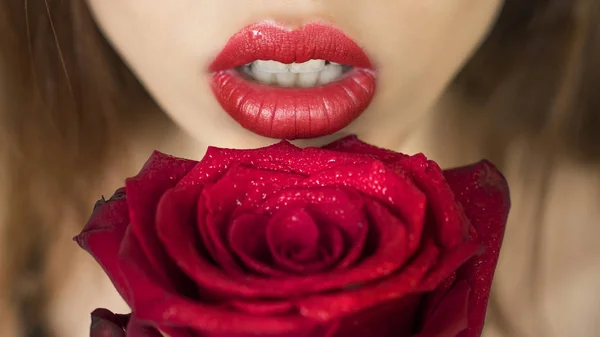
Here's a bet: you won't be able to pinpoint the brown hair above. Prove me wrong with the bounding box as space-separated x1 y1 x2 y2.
0 1 167 334
0 0 598 335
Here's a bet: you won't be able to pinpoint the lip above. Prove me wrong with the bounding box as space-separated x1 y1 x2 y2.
209 22 376 140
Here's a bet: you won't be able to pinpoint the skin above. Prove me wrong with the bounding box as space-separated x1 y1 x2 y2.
85 0 503 151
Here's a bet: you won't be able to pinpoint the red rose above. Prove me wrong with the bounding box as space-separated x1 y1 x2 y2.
76 136 509 337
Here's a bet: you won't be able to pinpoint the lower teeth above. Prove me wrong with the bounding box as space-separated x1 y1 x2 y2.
239 62 352 88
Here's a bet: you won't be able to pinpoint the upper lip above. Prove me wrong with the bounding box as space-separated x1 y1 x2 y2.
209 22 373 72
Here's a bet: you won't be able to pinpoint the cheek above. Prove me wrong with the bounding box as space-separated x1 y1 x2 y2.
355 1 502 83
87 0 260 146
340 1 502 134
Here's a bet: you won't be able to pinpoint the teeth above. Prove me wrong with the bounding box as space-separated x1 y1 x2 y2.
297 72 320 88
251 63 275 84
254 60 289 73
274 72 297 87
290 59 325 73
247 60 347 88
318 64 344 85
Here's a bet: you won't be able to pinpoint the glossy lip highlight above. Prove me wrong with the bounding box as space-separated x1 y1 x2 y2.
210 22 377 140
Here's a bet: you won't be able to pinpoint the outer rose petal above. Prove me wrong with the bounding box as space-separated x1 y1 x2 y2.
395 155 470 249
415 281 471 337
442 161 510 337
125 151 198 287
175 143 300 189
74 189 132 303
331 295 422 337
207 164 303 216
178 141 301 185
126 317 165 337
269 146 375 175
324 135 408 163
119 224 197 305
178 140 375 186
90 308 128 337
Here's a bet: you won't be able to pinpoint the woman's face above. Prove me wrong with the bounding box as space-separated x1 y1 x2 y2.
87 0 503 149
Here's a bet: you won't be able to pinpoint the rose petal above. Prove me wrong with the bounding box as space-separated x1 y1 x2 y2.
118 224 167 295
160 190 265 298
125 317 165 337
206 164 304 215
265 146 374 176
415 281 471 337
292 235 477 323
88 310 191 337
232 194 418 297
395 155 470 248
175 147 241 188
125 223 327 336
418 243 483 290
91 308 130 328
228 210 345 277
324 135 408 163
228 300 295 316
222 142 374 176
300 162 426 254
80 140 509 337
177 141 302 188
443 161 510 337
259 187 368 268
120 223 200 308
198 165 304 274
90 308 128 337
165 185 427 299
125 151 198 287
74 189 132 303
322 140 474 251
159 329 195 337
331 295 422 337
299 219 345 272
156 186 245 300
362 199 411 269
228 213 288 276
267 208 319 265
297 241 440 320
313 218 345 268
158 216 436 300
418 273 457 323
180 140 376 183
198 188 246 273
90 319 125 337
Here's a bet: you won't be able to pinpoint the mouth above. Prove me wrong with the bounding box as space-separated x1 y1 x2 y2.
209 22 377 140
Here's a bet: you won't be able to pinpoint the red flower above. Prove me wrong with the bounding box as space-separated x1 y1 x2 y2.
76 136 509 337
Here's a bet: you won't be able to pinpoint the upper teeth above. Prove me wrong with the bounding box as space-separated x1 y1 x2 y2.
245 59 346 88
254 60 291 73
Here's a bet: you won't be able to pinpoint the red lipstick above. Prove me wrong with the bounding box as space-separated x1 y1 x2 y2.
210 22 376 140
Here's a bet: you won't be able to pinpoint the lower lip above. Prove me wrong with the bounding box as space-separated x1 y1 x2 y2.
210 69 376 139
